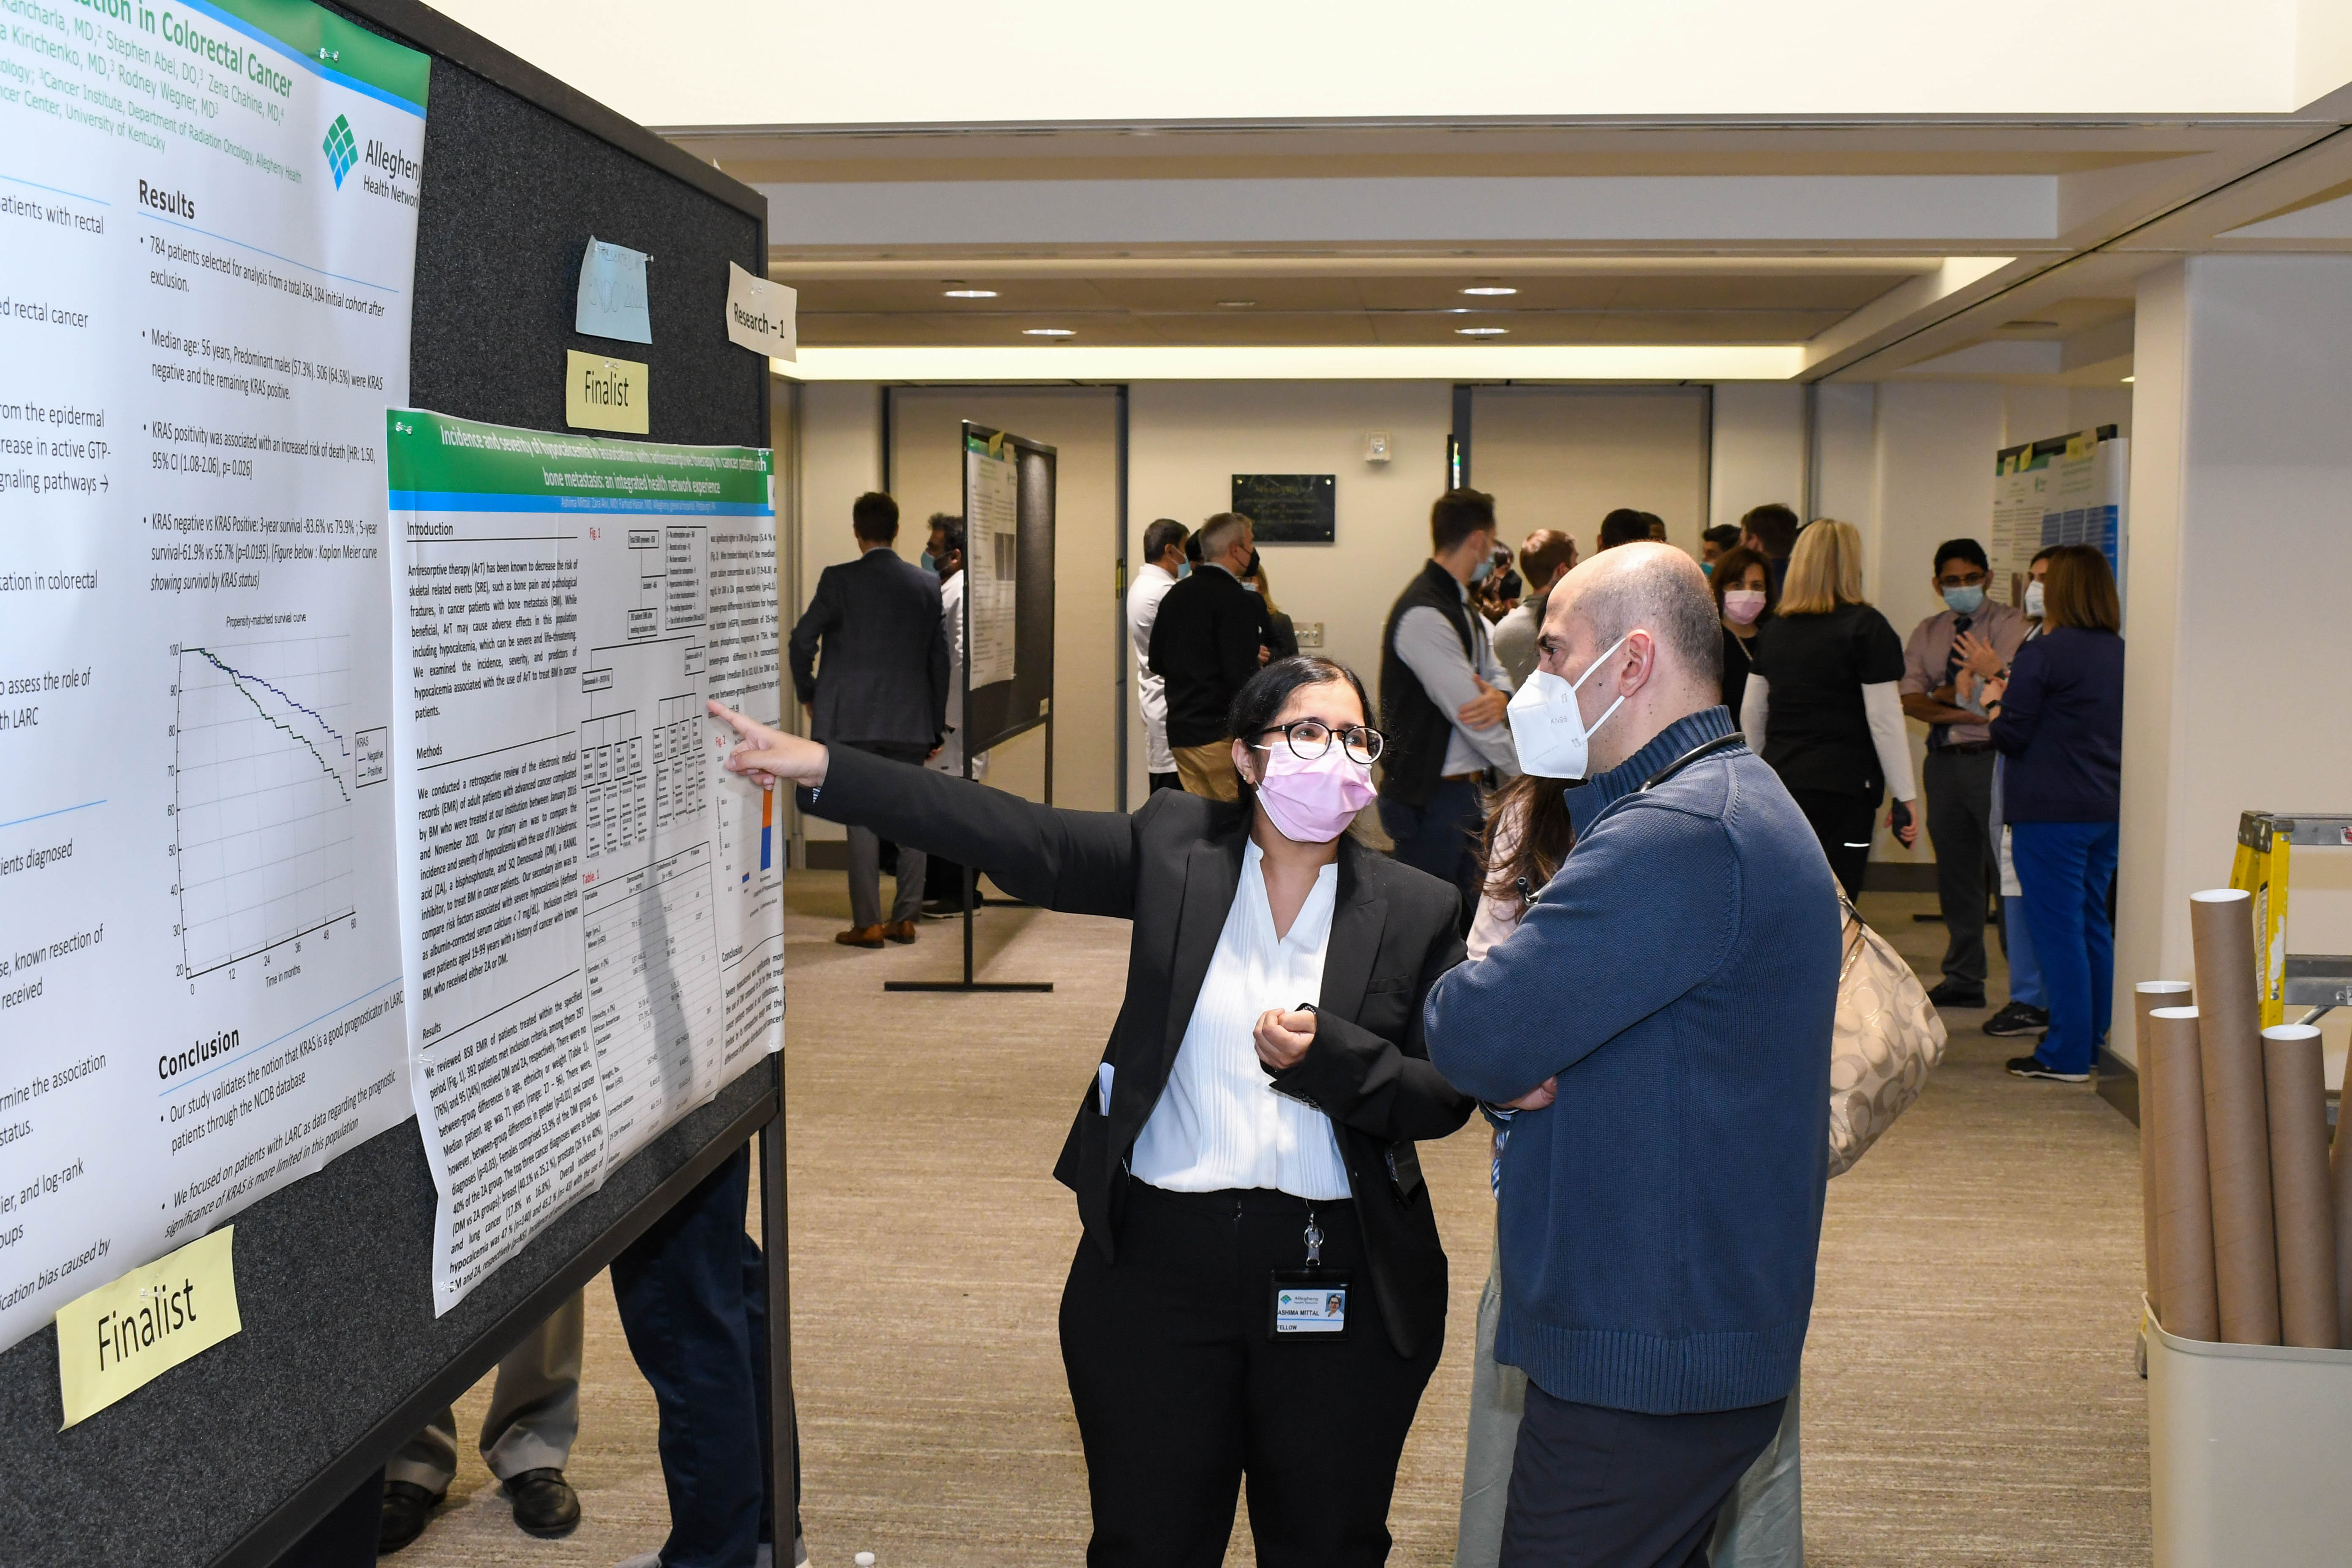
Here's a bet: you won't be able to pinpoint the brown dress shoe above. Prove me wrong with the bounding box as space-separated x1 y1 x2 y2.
885 920 919 945
834 925 887 948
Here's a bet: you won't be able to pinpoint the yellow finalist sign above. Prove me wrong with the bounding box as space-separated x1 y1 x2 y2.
566 348 650 434
54 1226 242 1429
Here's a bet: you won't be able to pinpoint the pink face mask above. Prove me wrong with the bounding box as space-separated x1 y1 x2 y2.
1723 588 1767 626
1252 743 1377 844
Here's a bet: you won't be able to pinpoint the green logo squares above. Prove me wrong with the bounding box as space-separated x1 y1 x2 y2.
322 115 359 188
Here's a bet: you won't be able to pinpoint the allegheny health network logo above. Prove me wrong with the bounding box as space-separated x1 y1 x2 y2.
321 115 358 188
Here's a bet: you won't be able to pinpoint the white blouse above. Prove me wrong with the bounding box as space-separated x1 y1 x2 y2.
1128 840 1352 1200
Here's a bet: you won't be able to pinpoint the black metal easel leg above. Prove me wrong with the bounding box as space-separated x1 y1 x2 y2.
759 1059 799 1558
883 862 1052 992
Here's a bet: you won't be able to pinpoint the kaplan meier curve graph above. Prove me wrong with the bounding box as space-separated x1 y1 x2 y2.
170 635 381 980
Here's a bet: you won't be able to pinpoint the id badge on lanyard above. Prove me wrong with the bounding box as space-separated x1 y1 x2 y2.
1269 1211 1350 1342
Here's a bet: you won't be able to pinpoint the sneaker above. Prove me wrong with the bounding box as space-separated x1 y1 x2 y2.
2006 1054 2089 1083
1982 999 2050 1038
1926 980 1986 1009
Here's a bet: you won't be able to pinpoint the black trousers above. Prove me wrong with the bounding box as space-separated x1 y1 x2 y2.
1922 746 1997 989
1500 1386 1786 1568
1787 787 1876 901
1149 771 1184 794
1059 1181 1443 1568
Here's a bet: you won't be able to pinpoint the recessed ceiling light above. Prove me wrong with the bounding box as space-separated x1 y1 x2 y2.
1023 327 1075 337
2121 375 2135 383
941 284 998 298
2001 318 2059 329
1456 326 1509 337
1460 285 1519 297
1217 299 1256 308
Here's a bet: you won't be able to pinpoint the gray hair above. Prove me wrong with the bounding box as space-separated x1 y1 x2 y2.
1197 511 1252 561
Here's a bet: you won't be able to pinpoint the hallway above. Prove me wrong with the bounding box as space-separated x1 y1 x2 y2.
401 879 2146 1567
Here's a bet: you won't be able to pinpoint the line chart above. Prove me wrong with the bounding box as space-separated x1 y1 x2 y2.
172 637 358 978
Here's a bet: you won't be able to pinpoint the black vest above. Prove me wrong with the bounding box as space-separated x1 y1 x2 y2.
1378 561 1478 807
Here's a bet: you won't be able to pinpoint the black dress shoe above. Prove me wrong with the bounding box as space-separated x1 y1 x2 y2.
1926 979 1987 1009
378 1480 445 1555
504 1467 583 1538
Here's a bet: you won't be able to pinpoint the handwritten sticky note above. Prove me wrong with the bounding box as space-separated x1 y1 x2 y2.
577 237 652 344
724 261 796 362
55 1226 242 1429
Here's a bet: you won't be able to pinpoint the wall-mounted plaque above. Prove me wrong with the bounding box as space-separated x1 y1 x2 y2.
1231 474 1336 543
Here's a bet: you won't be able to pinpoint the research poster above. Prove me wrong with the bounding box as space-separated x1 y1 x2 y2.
1987 430 2128 608
385 412 784 1314
964 430 1018 688
0 0 427 1355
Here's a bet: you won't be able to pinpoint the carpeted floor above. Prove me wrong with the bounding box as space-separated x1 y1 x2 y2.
397 879 2148 1568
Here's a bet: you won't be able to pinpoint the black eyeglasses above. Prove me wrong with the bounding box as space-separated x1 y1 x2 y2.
1254 719 1384 765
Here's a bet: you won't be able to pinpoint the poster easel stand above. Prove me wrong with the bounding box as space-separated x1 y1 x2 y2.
886 422 1056 995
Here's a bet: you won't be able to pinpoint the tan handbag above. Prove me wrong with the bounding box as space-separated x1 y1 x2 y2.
1826 890 1947 1178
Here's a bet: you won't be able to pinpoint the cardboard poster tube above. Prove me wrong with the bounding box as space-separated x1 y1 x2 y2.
2145 1006 2220 1342
2189 888 2281 1345
2262 1025 2340 1348
2133 980 2194 1316
2333 1080 2352 1349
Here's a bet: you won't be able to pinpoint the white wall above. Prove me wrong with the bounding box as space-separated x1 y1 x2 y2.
887 388 1123 811
1124 381 1452 806
1471 386 1711 557
1709 383 1806 531
2115 256 2352 1072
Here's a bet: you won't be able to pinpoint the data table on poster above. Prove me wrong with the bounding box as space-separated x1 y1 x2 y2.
0 0 429 1356
385 411 783 1314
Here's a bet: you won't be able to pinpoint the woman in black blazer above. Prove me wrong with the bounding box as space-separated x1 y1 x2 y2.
711 656 1473 1566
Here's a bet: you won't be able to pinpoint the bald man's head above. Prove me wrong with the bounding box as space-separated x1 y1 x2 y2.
1547 542 1724 691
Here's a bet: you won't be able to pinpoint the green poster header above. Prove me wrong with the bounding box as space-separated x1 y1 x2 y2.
387 409 773 516
152 0 433 112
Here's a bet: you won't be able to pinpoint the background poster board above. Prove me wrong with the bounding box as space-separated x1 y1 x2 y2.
1989 426 2128 608
1231 473 1338 543
959 423 1057 760
0 2 777 1562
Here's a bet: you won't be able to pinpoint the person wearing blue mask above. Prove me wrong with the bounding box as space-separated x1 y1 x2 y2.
1377 487 1519 923
1898 538 2031 1013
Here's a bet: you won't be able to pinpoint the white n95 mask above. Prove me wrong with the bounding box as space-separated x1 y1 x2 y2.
1507 634 1631 779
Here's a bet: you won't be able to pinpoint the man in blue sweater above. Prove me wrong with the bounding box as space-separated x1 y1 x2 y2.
1426 543 1840 1567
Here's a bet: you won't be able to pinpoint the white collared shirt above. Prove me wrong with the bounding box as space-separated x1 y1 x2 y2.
1128 840 1352 1200
1126 561 1179 772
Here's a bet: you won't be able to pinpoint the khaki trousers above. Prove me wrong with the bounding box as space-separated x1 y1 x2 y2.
387 1290 583 1490
1171 741 1239 802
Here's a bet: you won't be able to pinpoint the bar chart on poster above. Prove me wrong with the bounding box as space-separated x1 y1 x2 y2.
0 0 429 1357
385 411 784 1314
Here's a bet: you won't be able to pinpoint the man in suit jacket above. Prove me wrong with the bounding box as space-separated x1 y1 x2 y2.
1147 510 1269 802
709 654 1474 1565
787 491 948 947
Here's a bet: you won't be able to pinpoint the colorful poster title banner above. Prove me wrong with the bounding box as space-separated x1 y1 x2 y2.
386 409 772 516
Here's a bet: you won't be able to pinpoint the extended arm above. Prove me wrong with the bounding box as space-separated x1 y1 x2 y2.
711 702 1139 917
1862 681 1916 802
1740 673 1769 750
1424 802 1735 1102
1266 918 1475 1142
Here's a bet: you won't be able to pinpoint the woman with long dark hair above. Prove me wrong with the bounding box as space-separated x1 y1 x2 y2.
1710 543 1776 721
710 656 1473 1565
